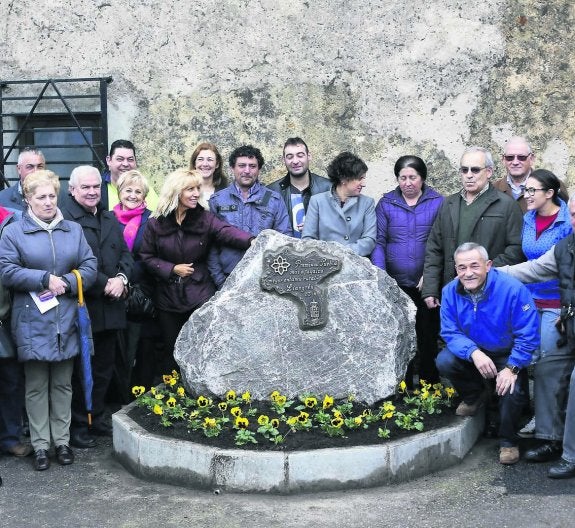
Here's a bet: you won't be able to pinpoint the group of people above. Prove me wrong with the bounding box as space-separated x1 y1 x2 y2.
1 134 575 482
375 136 575 477
0 137 377 473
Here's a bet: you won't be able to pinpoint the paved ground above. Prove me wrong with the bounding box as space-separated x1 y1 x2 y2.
1 433 574 528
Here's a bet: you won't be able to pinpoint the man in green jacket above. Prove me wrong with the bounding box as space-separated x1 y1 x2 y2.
422 146 524 308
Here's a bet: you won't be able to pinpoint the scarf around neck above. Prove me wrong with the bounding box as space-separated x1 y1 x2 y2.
28 207 64 231
113 203 146 251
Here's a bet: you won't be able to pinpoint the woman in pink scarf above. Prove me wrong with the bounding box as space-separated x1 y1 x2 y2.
112 170 157 396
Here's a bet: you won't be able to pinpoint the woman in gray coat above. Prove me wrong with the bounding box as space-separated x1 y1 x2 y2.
0 171 97 471
302 151 376 256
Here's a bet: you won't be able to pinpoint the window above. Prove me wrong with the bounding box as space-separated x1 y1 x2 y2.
1 77 111 188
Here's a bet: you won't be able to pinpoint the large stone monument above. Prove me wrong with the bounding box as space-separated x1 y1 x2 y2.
174 230 416 404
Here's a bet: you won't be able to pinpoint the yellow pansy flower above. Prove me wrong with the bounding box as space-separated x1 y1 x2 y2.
203 417 217 428
235 417 249 429
131 386 145 397
298 411 310 423
304 397 317 409
331 417 344 428
322 395 334 410
197 396 209 407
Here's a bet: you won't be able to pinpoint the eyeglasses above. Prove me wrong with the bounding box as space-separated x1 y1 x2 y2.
503 154 531 161
524 187 547 196
459 166 487 174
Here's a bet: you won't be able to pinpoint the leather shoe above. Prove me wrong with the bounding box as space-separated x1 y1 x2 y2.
90 421 113 437
499 446 520 465
548 458 575 479
456 391 486 417
3 442 33 457
34 449 50 471
524 441 562 463
55 445 74 465
70 430 97 449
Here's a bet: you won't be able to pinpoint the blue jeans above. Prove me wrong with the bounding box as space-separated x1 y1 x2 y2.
0 357 25 450
534 308 575 441
436 348 528 446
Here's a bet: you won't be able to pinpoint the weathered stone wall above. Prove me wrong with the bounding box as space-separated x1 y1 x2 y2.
1 0 573 196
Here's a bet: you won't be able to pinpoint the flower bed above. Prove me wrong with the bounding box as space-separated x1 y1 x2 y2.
130 373 458 451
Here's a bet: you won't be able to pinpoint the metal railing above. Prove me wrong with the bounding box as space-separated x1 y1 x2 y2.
0 77 112 188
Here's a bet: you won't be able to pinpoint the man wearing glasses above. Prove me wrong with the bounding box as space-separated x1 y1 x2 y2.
422 146 524 311
494 136 568 212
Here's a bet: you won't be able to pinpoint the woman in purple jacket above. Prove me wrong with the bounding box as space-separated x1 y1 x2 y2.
140 169 253 374
371 156 443 385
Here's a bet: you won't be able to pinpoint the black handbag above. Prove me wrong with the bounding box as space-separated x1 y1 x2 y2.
126 283 156 318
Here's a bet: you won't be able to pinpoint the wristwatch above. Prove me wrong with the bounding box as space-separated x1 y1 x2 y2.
505 364 520 375
116 273 128 287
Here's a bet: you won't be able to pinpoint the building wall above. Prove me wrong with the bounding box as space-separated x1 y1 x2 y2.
1 0 573 198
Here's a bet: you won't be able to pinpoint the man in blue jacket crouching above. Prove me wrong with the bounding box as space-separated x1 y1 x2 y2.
436 242 539 465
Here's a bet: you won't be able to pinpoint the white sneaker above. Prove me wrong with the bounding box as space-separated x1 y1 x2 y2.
518 416 536 438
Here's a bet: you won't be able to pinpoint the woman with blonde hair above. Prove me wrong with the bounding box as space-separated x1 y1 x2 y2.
140 169 252 373
112 170 156 395
0 170 96 471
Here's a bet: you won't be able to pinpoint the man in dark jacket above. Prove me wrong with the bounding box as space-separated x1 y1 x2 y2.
0 148 45 210
268 137 331 237
0 207 32 458
422 146 524 307
493 136 568 212
61 166 133 447
100 139 159 211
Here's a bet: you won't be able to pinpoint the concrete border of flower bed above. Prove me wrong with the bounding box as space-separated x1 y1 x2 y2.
113 403 484 494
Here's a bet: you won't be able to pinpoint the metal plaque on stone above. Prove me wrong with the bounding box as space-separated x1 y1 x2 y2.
260 245 341 329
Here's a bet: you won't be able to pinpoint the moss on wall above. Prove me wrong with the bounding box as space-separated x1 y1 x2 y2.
469 0 575 187
1 0 573 196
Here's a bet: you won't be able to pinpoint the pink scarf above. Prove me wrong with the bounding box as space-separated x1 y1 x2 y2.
113 203 146 251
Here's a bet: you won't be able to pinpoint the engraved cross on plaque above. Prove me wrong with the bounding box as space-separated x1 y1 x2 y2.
260 245 341 329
